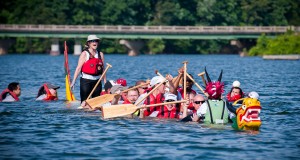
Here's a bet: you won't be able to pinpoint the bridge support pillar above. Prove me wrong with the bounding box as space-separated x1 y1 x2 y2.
74 40 82 55
231 40 246 57
119 40 144 56
50 39 60 56
0 39 14 55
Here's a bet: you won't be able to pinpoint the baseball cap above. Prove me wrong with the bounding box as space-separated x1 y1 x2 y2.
116 78 127 86
248 91 259 99
164 93 177 102
110 85 128 94
46 83 60 89
150 76 165 87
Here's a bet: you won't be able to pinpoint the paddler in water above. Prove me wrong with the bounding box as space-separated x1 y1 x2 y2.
181 94 206 122
138 76 167 118
70 35 106 108
0 82 21 102
182 67 234 124
226 80 244 103
156 93 188 119
36 83 60 101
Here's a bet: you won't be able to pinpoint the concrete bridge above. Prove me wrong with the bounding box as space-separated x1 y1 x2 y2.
1 24 299 55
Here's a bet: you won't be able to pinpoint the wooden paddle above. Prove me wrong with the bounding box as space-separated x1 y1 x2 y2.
86 82 150 109
182 61 188 99
186 73 209 97
86 63 112 101
102 100 187 119
198 71 207 86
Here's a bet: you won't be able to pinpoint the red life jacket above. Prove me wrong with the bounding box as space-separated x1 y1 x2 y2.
178 87 196 99
143 93 164 117
226 92 242 102
157 104 181 119
123 99 132 104
37 84 58 101
187 102 195 112
81 50 103 76
0 89 19 102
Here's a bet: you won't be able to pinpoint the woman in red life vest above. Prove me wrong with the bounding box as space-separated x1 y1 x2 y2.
0 82 21 102
36 83 60 101
70 35 106 108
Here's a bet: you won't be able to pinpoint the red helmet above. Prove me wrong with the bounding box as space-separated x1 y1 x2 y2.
116 78 127 87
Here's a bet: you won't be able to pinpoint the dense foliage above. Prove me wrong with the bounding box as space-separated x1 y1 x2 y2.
1 0 299 54
249 32 300 56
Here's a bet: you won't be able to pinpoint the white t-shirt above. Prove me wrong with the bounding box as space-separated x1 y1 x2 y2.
36 94 46 101
2 94 17 102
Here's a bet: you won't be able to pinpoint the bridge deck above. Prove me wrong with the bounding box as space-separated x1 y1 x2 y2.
0 25 299 39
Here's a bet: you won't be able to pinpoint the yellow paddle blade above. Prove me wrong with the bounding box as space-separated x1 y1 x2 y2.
86 94 116 109
102 104 137 119
65 75 76 101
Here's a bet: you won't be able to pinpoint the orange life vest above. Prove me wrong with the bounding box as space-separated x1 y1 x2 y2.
0 89 19 102
37 84 58 101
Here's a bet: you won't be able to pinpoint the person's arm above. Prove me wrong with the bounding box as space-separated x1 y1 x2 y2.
100 52 106 84
180 100 189 119
111 90 121 105
172 67 183 90
70 52 86 89
139 105 146 118
166 74 176 94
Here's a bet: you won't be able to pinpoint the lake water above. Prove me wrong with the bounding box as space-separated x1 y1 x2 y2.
0 54 299 159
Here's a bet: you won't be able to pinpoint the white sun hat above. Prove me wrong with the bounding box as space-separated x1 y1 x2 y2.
150 76 165 87
86 35 100 42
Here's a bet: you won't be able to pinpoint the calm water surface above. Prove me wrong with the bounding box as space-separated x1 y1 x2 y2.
0 54 299 159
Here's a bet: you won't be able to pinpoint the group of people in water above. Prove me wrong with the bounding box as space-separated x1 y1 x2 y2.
1 34 260 124
0 82 60 102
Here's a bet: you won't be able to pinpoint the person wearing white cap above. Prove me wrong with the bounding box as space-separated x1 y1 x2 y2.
138 76 167 118
226 80 244 102
156 93 184 119
70 35 106 108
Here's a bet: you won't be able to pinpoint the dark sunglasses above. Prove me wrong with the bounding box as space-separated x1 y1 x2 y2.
89 40 99 43
140 87 148 90
194 100 205 104
165 99 175 102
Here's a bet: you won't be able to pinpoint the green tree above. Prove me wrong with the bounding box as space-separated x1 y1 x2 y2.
100 0 151 25
146 39 165 54
240 0 289 25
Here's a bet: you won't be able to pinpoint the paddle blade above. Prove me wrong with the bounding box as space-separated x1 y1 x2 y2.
64 41 76 101
86 94 116 109
65 75 76 101
102 104 137 119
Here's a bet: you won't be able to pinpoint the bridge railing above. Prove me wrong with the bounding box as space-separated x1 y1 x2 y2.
1 24 299 33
